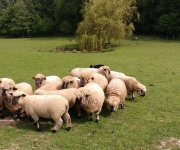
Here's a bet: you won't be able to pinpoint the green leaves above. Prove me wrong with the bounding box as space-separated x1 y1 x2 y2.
76 0 137 51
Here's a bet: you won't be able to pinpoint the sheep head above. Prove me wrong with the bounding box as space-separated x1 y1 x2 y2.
32 74 46 88
11 91 26 105
75 88 91 106
106 96 120 112
80 72 91 87
98 66 110 79
136 83 146 97
62 76 75 89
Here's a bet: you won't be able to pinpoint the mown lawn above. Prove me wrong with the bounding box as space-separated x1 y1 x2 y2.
0 36 180 150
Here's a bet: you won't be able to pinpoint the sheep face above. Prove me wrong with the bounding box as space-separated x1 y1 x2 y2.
80 76 89 87
135 83 146 97
136 88 146 97
106 97 119 112
32 75 46 88
1 86 17 102
62 77 75 89
11 92 26 105
98 66 110 78
75 88 91 106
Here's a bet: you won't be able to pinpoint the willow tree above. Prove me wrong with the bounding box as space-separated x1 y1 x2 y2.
76 0 138 51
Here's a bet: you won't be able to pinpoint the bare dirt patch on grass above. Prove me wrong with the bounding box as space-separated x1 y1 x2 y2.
156 137 180 150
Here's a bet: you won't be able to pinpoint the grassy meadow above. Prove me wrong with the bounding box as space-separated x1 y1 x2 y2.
0 36 180 150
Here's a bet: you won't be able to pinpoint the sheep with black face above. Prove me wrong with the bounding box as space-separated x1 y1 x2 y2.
74 83 105 123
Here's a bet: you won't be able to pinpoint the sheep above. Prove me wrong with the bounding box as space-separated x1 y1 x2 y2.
0 78 16 119
80 72 108 91
74 83 105 123
10 90 72 133
115 75 146 100
61 76 81 89
32 74 62 90
2 82 34 121
34 88 77 108
106 78 127 112
70 68 98 78
89 64 104 68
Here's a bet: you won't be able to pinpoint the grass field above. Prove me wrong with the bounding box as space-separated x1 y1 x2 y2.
0 36 180 150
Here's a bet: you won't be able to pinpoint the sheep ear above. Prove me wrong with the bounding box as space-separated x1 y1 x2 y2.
0 78 2 83
22 94 26 97
32 77 35 80
44 77 47 80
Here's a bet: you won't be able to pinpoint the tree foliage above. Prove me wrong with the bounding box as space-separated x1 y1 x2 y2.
76 0 137 51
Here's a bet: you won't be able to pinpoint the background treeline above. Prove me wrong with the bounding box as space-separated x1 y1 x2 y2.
0 0 180 37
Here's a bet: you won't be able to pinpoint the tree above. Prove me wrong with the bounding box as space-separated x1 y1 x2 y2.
54 0 83 35
76 0 138 51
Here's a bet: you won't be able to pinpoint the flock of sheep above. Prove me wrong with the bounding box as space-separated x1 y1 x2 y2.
0 65 146 133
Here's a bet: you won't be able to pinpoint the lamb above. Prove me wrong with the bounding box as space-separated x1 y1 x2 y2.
32 74 62 90
10 90 72 133
70 68 98 78
0 78 16 119
80 72 108 91
2 82 34 120
34 88 77 108
74 83 105 123
106 78 127 112
61 76 81 89
115 75 146 100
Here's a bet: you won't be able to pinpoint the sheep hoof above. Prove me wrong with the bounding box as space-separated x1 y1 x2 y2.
120 104 124 109
89 118 93 121
95 119 99 123
66 127 71 131
52 130 57 133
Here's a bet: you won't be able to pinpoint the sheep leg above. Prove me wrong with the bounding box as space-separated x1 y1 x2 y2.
74 105 82 119
0 110 4 119
31 115 41 132
13 113 18 121
52 117 63 133
89 113 93 121
120 104 124 109
62 112 72 131
94 111 100 123
128 92 135 100
19 112 26 120
35 120 42 132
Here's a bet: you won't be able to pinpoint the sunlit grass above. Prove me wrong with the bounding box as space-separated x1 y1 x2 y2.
0 36 180 149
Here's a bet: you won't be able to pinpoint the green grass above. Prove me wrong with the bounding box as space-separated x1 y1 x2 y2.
0 36 180 150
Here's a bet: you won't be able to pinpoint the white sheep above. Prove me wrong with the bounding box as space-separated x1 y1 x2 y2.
70 68 98 78
61 76 81 89
10 90 72 133
74 83 105 123
0 78 16 119
106 78 127 112
34 88 77 108
32 74 62 90
80 72 108 91
2 82 34 120
116 75 146 100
